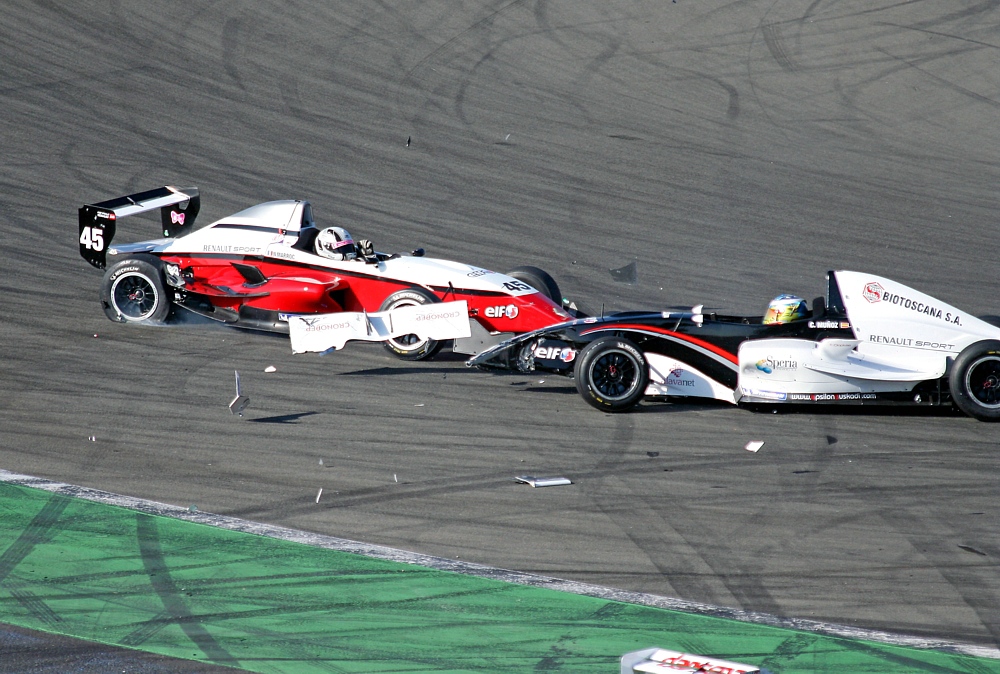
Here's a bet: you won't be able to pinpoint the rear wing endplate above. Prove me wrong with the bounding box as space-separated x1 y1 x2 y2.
78 186 199 269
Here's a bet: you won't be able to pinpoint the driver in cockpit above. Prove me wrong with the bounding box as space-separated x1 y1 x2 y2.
314 226 375 262
763 294 809 325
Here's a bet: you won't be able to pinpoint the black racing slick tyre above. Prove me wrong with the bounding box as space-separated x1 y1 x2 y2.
574 336 649 412
378 288 445 361
505 266 562 304
949 340 1000 421
100 256 170 324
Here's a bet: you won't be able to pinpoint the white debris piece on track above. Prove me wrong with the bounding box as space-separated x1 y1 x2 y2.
514 476 572 488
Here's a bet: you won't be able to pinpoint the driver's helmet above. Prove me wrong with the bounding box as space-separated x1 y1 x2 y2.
315 226 356 260
763 294 809 325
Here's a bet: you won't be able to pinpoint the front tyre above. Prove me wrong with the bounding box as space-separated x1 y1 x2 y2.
378 288 444 361
949 340 1000 421
505 266 561 304
100 256 170 324
574 336 648 412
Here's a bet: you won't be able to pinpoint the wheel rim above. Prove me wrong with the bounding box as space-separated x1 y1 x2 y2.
386 299 428 352
589 349 640 400
965 355 1000 408
111 273 159 321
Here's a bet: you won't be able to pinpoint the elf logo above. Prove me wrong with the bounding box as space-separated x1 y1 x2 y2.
485 304 519 319
533 346 576 362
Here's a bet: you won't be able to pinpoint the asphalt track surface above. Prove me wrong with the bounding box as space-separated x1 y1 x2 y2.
1 0 999 668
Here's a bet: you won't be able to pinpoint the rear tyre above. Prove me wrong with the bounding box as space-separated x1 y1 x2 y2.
505 265 561 304
379 288 444 360
100 256 170 324
574 336 648 412
949 340 1000 421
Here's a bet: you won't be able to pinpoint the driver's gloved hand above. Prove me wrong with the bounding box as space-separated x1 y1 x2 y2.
358 239 374 257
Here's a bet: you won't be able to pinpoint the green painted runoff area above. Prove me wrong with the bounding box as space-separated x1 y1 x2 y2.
0 482 996 673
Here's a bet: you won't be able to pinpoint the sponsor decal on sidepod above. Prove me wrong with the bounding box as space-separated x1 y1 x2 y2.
665 368 696 387
484 304 519 319
755 357 797 374
869 335 956 350
533 345 577 362
788 393 878 401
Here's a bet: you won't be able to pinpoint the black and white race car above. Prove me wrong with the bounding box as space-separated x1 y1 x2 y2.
469 270 1000 421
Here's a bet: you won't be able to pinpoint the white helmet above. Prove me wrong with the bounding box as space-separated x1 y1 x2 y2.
315 227 356 260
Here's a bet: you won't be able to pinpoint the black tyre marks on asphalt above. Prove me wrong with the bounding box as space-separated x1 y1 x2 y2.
135 513 241 667
760 20 799 73
0 492 69 627
586 413 785 616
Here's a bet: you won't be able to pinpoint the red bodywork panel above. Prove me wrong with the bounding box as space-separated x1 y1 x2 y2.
163 254 569 332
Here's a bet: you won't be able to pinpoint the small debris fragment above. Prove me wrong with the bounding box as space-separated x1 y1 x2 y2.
93 334 98 338
609 260 638 284
394 474 398 483
188 505 198 512
538 380 545 384
414 403 424 407
646 451 659 458
745 441 764 453
318 458 324 466
315 488 323 504
264 365 276 373
88 436 96 442
406 136 411 147
230 370 250 416
514 475 572 487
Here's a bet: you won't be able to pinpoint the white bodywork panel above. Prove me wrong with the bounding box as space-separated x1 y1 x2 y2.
737 338 946 402
836 270 1000 359
645 353 736 403
288 301 471 353
147 212 545 299
621 648 760 674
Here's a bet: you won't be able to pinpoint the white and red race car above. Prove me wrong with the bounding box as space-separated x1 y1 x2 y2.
78 186 572 359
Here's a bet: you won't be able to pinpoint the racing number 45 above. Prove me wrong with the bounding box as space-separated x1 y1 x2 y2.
503 280 533 292
80 226 104 251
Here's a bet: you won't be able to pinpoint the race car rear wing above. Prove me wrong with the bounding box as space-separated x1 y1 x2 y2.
78 186 200 269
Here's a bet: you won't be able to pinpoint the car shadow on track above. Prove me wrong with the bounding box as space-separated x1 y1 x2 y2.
515 389 969 419
339 366 472 376
249 411 320 424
